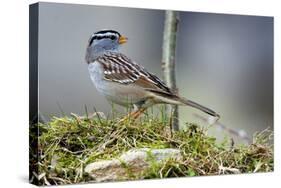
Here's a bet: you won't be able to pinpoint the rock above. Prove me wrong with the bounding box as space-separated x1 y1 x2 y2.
84 148 182 182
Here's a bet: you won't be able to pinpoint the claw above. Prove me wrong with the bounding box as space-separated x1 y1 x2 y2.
117 108 146 124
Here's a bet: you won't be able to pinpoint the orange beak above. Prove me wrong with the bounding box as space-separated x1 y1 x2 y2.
118 35 128 44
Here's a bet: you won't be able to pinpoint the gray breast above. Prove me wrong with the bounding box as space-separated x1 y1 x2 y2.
88 61 148 107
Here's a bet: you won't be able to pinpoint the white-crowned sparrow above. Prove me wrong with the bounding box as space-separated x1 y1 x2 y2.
85 30 220 120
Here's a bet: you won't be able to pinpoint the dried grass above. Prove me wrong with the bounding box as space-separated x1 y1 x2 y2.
29 113 273 185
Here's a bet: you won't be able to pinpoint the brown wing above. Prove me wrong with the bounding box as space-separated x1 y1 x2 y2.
96 52 174 95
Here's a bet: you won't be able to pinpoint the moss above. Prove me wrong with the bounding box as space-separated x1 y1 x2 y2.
30 114 273 185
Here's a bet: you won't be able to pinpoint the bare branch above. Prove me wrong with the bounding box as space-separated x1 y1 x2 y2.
193 113 251 144
162 10 180 131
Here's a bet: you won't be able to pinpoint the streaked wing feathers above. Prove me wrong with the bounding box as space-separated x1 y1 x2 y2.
96 53 172 94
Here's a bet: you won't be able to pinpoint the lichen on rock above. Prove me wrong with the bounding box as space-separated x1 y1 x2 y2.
85 148 182 182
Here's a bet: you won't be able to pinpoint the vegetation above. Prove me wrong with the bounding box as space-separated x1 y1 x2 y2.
30 112 273 185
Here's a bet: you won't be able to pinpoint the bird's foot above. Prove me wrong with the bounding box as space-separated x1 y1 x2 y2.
117 108 146 124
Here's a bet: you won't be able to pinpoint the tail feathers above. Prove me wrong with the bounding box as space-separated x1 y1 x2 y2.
178 97 220 118
146 89 220 118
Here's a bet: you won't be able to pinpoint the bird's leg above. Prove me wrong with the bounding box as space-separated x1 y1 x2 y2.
131 107 147 119
118 107 147 123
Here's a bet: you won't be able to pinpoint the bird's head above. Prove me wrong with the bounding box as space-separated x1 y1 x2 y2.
86 29 128 63
88 29 128 50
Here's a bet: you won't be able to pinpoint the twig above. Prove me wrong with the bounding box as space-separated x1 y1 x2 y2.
162 10 180 131
169 108 174 137
48 176 71 184
218 165 241 174
193 113 251 144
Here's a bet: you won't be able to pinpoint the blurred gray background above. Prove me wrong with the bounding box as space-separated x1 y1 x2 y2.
38 2 273 142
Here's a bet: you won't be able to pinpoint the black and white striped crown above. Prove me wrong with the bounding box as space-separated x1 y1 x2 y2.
89 30 121 45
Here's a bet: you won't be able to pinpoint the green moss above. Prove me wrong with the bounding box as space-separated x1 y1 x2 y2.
30 115 273 185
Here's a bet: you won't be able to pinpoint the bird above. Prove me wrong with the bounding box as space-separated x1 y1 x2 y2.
85 29 220 121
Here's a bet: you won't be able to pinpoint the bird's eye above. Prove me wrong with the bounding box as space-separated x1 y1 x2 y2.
110 36 116 40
